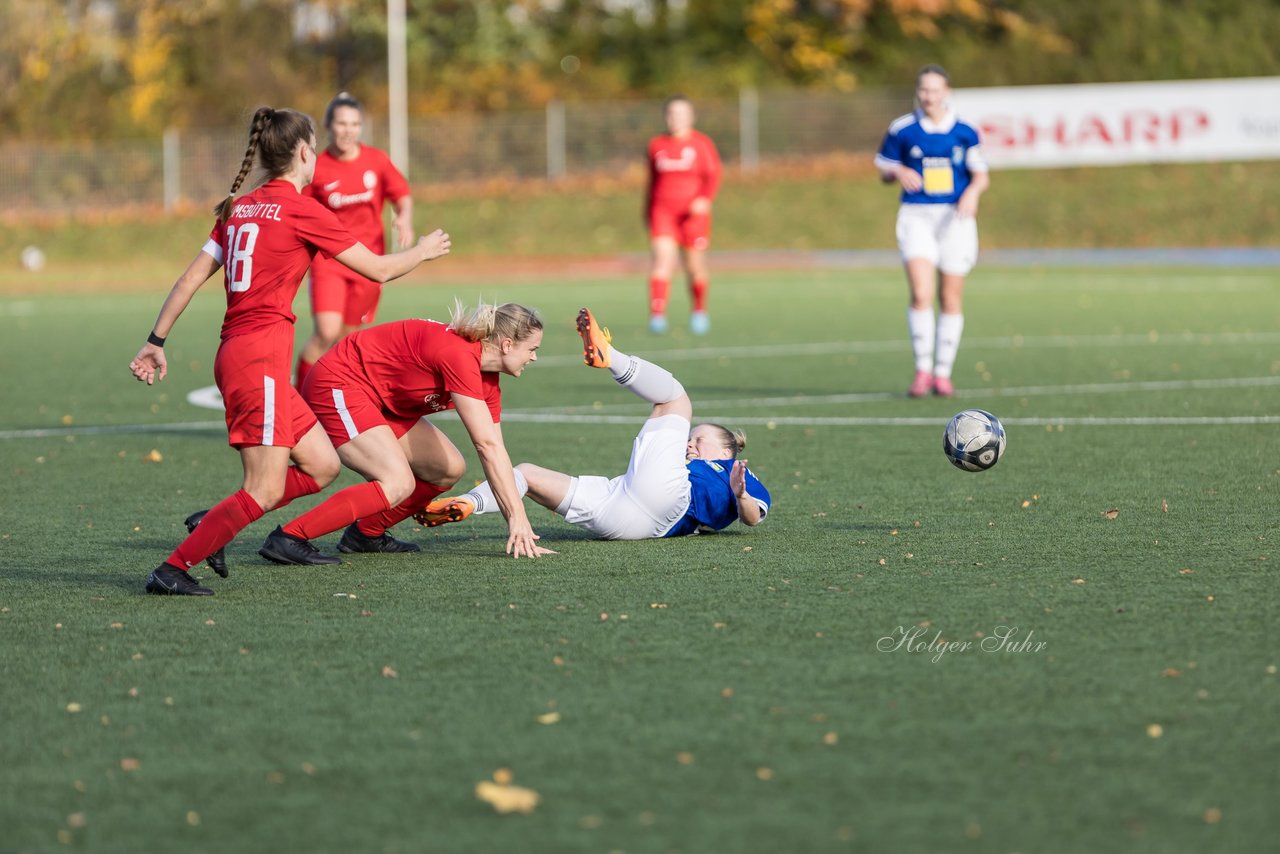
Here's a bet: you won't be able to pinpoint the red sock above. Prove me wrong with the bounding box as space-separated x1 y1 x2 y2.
357 479 446 537
274 466 323 511
282 481 390 541
648 277 670 317
167 490 263 571
690 278 709 313
294 356 313 392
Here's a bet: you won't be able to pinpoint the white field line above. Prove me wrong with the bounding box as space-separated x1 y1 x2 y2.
511 374 1280 415
531 330 1280 367
3 383 1277 442
3 415 1276 441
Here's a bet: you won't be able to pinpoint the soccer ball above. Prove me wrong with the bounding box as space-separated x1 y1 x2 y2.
943 409 1006 472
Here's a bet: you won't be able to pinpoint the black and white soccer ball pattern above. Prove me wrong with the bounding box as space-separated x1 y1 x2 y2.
943 409 1006 472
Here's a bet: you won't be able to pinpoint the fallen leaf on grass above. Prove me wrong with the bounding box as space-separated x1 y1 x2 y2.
536 712 561 725
1102 508 1119 520
1161 499 1169 513
381 665 398 679
144 449 163 463
475 778 540 814
1162 668 1183 678
119 758 140 771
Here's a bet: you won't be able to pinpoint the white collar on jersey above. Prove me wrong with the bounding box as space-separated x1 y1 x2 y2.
916 107 958 134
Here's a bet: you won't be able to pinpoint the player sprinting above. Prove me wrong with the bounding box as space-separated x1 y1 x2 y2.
129 106 451 596
419 308 770 541
295 92 414 391
262 302 553 562
875 64 990 398
645 96 722 336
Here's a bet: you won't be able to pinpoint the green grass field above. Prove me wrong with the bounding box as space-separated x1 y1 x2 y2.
2 265 1278 853
3 158 1279 295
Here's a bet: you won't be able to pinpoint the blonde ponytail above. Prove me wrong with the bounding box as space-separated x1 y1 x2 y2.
449 299 543 345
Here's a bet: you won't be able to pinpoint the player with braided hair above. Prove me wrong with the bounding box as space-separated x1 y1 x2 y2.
129 106 451 595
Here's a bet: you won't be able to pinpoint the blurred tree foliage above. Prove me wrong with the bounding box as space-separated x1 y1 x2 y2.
3 0 1277 139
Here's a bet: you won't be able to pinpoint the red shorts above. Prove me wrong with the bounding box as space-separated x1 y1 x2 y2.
310 255 382 327
649 206 711 250
302 359 421 449
213 323 318 449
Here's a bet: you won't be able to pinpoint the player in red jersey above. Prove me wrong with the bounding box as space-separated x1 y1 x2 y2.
129 106 451 596
295 92 416 390
268 302 554 561
645 95 722 336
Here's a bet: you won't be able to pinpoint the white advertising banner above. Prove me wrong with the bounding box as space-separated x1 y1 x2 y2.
951 77 1280 169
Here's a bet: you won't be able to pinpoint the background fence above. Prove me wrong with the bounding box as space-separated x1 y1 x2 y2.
3 88 911 214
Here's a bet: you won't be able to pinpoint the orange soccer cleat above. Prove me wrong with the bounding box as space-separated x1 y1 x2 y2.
576 307 612 369
414 495 476 528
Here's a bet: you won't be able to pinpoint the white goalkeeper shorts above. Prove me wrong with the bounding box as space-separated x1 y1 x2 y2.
896 203 979 276
560 414 692 540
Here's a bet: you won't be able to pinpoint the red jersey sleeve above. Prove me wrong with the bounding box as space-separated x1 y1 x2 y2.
482 372 502 422
695 131 722 201
295 197 360 260
376 150 411 204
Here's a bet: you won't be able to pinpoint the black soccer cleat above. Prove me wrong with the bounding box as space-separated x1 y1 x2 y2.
184 510 229 578
258 526 342 566
337 523 422 554
145 564 214 596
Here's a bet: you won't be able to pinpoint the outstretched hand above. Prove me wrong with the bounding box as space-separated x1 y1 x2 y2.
130 343 167 385
418 229 452 262
507 527 557 559
730 459 748 497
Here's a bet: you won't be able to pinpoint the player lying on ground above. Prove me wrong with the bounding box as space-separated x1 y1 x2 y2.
418 308 770 540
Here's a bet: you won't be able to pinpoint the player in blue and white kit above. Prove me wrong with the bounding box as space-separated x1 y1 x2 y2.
418 308 770 542
875 64 990 398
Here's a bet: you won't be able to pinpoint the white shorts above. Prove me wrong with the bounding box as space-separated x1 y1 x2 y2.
896 203 979 276
560 414 692 540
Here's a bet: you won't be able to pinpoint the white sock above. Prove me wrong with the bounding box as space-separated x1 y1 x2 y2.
608 349 685 404
907 308 936 373
934 312 965 379
463 467 529 514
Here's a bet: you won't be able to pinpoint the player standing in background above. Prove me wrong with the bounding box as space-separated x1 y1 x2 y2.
875 65 990 398
645 95 722 336
129 106 451 596
420 308 770 541
295 92 415 391
265 302 553 562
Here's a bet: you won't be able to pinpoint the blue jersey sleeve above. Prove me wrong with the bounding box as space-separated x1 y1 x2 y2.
664 460 771 537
